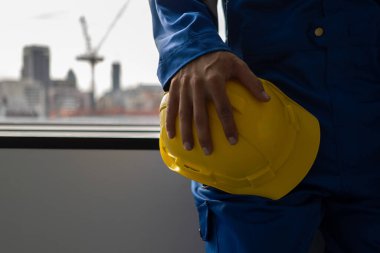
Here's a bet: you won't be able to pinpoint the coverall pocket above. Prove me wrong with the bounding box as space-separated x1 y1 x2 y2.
196 201 211 241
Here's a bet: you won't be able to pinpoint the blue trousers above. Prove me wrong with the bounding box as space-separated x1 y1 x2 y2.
192 158 380 253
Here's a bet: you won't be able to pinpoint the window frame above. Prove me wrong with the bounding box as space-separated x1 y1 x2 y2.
0 123 159 150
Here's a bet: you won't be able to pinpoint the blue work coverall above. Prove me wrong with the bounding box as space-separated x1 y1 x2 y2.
149 1 380 252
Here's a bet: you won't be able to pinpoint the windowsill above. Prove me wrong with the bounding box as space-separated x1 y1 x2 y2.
0 123 160 150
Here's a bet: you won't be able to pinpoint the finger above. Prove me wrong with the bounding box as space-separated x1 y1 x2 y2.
179 83 194 150
166 79 180 139
192 79 212 155
209 82 238 145
233 61 271 102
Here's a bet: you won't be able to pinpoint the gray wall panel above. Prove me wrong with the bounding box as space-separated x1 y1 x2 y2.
0 149 203 253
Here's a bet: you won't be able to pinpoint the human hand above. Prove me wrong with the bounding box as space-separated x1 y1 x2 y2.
166 51 270 155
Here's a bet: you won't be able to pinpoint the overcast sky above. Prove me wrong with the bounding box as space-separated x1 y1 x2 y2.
0 0 161 97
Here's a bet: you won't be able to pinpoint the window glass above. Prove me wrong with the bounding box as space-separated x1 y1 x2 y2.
0 0 161 126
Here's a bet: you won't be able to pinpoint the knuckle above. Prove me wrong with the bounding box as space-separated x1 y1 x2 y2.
194 113 206 126
171 76 179 84
170 77 180 89
232 57 245 68
191 76 203 89
218 106 233 120
178 111 185 121
191 76 202 84
180 74 191 84
178 109 189 121
205 74 222 84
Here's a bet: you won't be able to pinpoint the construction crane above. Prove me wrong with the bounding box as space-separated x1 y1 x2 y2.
77 0 130 111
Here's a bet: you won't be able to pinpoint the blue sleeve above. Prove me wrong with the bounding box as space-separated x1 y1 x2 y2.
149 0 232 90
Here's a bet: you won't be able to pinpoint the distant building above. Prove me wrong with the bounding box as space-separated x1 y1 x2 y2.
112 62 121 91
0 45 94 118
66 69 77 88
48 85 92 117
21 45 50 87
49 70 92 117
21 45 51 116
0 79 45 117
51 70 77 88
98 83 163 114
125 83 163 112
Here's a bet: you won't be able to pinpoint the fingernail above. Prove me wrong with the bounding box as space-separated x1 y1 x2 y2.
183 142 193 151
228 136 237 145
261 91 271 101
202 147 211 156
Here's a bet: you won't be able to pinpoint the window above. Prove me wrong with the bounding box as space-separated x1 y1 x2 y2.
0 0 161 127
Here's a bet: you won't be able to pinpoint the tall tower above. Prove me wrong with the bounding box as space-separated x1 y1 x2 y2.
21 45 51 116
21 45 51 87
112 62 121 92
66 69 77 88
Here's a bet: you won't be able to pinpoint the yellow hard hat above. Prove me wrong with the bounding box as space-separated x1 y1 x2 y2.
159 79 320 200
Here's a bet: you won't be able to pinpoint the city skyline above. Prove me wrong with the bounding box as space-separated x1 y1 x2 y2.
0 0 161 98
0 44 163 119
